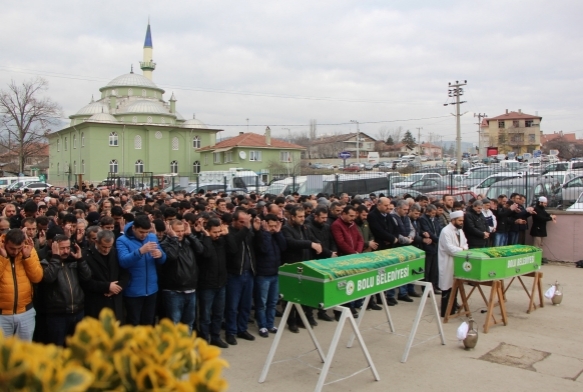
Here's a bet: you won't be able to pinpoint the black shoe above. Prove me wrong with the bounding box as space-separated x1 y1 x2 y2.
434 289 442 295
334 310 341 321
398 295 414 303
317 312 334 322
210 338 229 348
387 297 398 306
367 302 382 311
288 324 299 333
307 317 318 327
408 291 422 298
237 331 255 341
275 310 283 317
226 334 237 345
268 327 278 334
350 308 359 318
259 328 269 338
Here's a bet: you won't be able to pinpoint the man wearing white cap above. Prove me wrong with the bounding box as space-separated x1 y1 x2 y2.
530 197 556 260
437 210 468 317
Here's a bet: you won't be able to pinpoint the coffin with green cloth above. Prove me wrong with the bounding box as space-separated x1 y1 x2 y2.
278 246 425 309
454 245 542 281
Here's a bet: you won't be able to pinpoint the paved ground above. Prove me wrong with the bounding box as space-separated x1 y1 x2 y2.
220 263 583 391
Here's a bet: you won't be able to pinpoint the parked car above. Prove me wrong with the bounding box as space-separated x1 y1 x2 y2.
415 167 450 176
566 192 583 211
22 182 53 191
485 176 562 207
402 178 451 193
556 175 583 206
393 173 442 188
470 172 523 195
362 162 374 170
541 161 583 174
343 163 364 172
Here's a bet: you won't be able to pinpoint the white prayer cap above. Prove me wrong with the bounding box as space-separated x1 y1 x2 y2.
450 211 464 220
539 196 547 203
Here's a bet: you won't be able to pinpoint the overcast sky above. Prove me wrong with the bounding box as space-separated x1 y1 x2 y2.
1 0 582 144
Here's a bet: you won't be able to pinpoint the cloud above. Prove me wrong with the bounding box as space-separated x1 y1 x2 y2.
1 0 582 143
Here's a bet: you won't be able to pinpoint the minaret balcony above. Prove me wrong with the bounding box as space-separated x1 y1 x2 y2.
140 61 156 71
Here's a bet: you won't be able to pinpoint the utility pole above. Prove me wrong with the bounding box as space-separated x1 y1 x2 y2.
444 81 467 173
474 113 487 158
416 127 423 155
350 120 360 163
246 118 249 133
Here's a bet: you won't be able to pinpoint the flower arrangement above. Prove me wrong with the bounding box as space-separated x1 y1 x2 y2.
0 309 229 391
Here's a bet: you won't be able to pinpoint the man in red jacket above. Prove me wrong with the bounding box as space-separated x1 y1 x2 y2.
331 205 364 256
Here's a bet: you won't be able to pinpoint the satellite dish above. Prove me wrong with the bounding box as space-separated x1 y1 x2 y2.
239 151 247 160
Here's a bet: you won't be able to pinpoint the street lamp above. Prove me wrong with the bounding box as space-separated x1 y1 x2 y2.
350 120 360 163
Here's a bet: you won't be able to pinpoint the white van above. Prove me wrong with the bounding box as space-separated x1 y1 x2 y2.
0 177 22 190
3 177 40 191
263 176 306 196
198 169 266 192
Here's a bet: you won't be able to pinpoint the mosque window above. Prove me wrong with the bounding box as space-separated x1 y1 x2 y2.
57 139 60 152
161 117 166 124
135 160 144 174
73 134 77 149
170 160 178 174
109 132 118 146
109 160 118 173
73 161 77 174
192 136 201 148
81 160 85 173
147 116 153 123
111 89 116 96
192 161 201 174
155 131 163 139
81 133 85 147
64 137 68 151
57 162 60 174
142 89 147 97
132 116 138 123
172 137 179 150
134 135 142 149
128 88 133 96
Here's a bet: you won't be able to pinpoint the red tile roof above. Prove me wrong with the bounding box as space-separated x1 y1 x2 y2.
199 132 305 151
540 132 578 144
486 111 541 121
0 143 49 157
310 132 376 145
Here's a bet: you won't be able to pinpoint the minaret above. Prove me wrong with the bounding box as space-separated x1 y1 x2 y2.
140 19 156 80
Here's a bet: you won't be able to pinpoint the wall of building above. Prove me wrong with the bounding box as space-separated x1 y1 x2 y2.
525 210 583 263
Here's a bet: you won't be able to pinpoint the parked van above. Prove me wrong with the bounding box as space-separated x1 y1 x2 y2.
198 169 266 192
263 176 306 196
0 177 22 190
541 161 583 174
4 177 40 191
297 173 389 197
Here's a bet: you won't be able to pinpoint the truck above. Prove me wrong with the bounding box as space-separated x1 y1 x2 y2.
197 168 266 193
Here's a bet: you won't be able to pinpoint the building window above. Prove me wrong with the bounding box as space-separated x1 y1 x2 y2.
81 132 85 147
172 137 179 150
111 89 116 96
498 121 505 129
280 151 292 162
525 120 533 127
512 120 519 127
134 135 142 149
109 159 118 173
204 154 208 165
249 150 262 161
57 162 60 174
161 117 166 124
135 159 144 173
128 88 133 96
193 161 201 174
64 137 68 151
142 89 147 97
147 116 153 123
529 134 536 143
73 134 77 149
73 161 77 174
81 160 85 173
170 160 178 174
109 132 118 146
192 136 201 148
225 151 233 162
132 116 138 123
57 139 60 152
213 153 221 164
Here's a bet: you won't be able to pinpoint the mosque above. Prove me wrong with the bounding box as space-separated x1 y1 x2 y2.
48 22 220 186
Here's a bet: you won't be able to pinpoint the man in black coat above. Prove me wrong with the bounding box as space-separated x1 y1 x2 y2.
493 195 513 246
530 196 556 257
367 197 399 250
418 204 443 292
82 230 129 322
463 200 490 249
281 207 323 332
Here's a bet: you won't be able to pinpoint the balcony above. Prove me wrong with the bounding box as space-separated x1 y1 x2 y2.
507 128 524 134
139 61 156 71
508 140 525 146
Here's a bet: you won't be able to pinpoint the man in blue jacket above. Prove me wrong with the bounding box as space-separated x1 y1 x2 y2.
117 215 166 326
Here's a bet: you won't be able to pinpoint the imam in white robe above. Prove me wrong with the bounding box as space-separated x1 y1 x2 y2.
437 223 468 291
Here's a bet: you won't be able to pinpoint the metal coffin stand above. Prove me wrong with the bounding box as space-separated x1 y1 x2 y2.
259 247 446 392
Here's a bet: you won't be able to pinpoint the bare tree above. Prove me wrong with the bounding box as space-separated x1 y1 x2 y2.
0 78 62 173
376 126 390 143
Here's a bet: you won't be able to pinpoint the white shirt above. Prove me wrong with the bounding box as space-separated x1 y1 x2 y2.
437 223 468 291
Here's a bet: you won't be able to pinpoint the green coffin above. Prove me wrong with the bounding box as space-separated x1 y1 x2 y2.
454 245 542 281
279 246 425 309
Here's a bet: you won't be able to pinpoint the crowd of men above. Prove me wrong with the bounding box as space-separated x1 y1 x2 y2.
0 185 555 348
